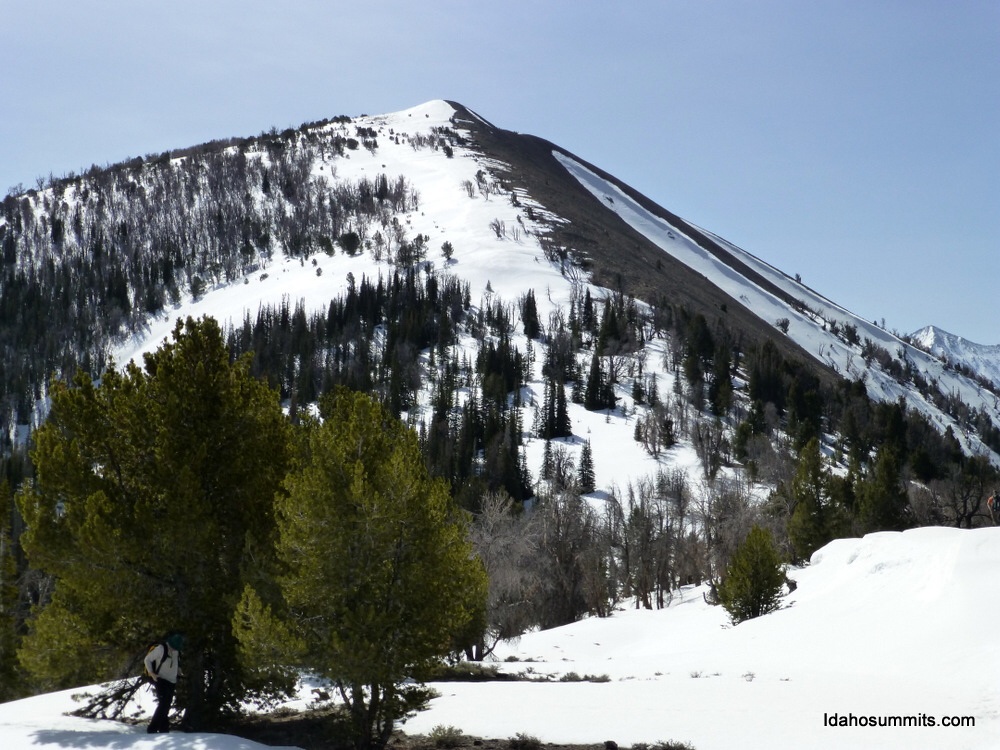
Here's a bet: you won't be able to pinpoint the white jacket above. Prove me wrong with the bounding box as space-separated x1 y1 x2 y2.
144 643 179 684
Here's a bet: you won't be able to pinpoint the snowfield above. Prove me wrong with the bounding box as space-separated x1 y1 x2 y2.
3 527 999 749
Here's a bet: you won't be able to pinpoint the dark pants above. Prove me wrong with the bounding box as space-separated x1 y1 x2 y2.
147 678 176 734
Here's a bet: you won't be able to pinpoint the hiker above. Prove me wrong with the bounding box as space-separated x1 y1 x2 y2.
144 632 184 734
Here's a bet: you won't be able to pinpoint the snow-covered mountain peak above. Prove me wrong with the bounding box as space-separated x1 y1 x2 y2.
4 98 1000 469
357 99 458 129
910 325 1000 390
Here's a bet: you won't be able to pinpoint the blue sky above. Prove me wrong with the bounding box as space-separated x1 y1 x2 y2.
2 1 997 343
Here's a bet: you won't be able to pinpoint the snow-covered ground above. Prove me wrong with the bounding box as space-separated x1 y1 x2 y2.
3 527 999 749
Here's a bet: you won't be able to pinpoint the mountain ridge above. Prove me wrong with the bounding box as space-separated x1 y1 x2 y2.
910 325 1000 388
2 99 999 477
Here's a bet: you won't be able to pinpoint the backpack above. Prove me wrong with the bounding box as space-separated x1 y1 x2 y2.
142 641 170 683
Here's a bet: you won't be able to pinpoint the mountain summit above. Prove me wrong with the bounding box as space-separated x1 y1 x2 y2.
1 99 998 476
911 325 1000 390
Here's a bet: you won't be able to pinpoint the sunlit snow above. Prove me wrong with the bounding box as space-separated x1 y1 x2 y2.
3 528 999 749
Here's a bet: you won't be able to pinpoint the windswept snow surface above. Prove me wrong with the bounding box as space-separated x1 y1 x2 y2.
3 528 999 749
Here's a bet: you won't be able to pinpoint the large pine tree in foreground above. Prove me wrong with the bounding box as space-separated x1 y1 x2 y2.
236 388 487 750
17 317 291 728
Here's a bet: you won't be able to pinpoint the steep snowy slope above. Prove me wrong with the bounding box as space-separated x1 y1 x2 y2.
4 99 996 467
112 100 569 365
552 149 1000 462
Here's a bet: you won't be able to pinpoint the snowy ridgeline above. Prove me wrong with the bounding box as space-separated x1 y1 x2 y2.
554 151 1000 463
3 526 999 749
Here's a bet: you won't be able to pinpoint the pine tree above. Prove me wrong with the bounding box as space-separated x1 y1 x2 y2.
17 317 291 727
0 481 21 700
717 525 786 624
554 379 571 438
787 438 849 560
521 289 540 339
584 351 605 410
858 446 910 532
578 440 596 494
237 388 487 750
542 439 554 481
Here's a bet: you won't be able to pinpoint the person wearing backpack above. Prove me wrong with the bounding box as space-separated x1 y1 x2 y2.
143 632 184 734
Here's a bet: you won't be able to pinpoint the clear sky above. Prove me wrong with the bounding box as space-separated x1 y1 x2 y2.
2 1 997 343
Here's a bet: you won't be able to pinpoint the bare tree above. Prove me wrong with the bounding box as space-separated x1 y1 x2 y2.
533 486 606 627
927 456 995 528
467 491 541 659
699 477 760 580
692 417 726 480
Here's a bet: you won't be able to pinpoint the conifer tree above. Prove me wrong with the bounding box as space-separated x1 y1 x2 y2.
717 525 785 624
521 289 540 339
0 480 21 700
858 446 910 532
584 351 605 411
578 440 596 494
555 380 571 437
237 388 487 750
17 317 291 727
787 438 849 560
542 439 554 481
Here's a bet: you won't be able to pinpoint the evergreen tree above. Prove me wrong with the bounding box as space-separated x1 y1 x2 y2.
631 378 645 405
708 344 733 417
858 446 910 532
584 351 613 411
540 375 572 440
578 440 596 494
555 380 571 437
0 481 20 700
237 388 487 750
541 439 554 481
17 317 291 728
787 438 849 560
717 525 786 624
521 289 540 339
